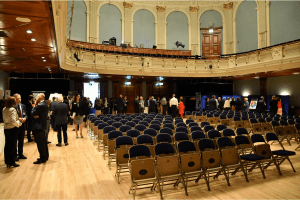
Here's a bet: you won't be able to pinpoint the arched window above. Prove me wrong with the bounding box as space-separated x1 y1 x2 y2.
68 0 87 42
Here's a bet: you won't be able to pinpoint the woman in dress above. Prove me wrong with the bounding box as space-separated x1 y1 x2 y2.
277 97 282 115
178 99 185 118
3 96 22 168
71 94 85 138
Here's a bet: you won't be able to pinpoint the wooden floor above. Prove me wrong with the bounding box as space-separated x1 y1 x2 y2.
1 126 300 199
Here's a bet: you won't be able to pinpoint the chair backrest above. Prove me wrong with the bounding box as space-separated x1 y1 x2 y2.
288 119 295 125
125 121 136 128
155 143 175 156
132 119 140 124
137 134 154 145
114 117 122 122
138 121 149 127
271 120 280 127
176 122 187 128
151 120 161 125
265 117 272 122
134 124 147 131
258 117 266 123
186 119 194 124
198 139 216 151
174 132 189 141
112 122 122 128
163 120 173 124
217 124 227 131
176 127 188 134
107 120 116 125
143 118 152 123
103 126 116 134
126 129 141 138
235 135 251 146
144 128 158 136
108 130 123 140
265 132 279 142
129 145 151 158
120 119 128 125
119 125 132 133
163 123 175 130
207 130 221 139
125 117 133 121
190 126 202 132
204 125 215 133
94 120 102 126
242 116 249 121
191 131 206 140
295 123 300 130
200 122 210 128
116 136 133 148
178 141 196 153
250 118 258 124
98 123 109 129
251 134 266 144
222 128 235 137
135 116 144 121
175 120 184 125
233 116 241 121
217 137 235 149
236 128 249 136
156 133 172 143
280 120 288 126
149 124 161 131
159 127 173 135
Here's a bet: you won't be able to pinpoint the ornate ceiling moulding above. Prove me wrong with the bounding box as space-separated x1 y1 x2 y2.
123 2 133 9
189 6 199 13
223 2 233 10
156 6 166 12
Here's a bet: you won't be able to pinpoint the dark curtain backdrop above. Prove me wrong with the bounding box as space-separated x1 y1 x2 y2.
10 79 70 104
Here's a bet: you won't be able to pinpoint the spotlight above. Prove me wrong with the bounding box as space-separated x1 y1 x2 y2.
209 64 213 69
74 51 80 62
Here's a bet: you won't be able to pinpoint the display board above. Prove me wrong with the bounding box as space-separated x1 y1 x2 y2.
250 101 257 109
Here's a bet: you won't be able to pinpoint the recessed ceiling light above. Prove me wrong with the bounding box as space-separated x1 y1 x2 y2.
41 57 45 59
16 17 31 23
43 60 46 62
31 38 36 41
293 72 299 75
26 30 32 34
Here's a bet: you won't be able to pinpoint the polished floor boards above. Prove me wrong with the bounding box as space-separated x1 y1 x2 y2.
1 126 300 199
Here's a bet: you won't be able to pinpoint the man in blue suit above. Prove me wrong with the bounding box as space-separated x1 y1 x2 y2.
13 93 28 160
32 93 49 164
53 96 69 146
149 96 156 113
209 96 217 110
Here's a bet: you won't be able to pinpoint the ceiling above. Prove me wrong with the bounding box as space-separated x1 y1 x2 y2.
0 1 59 73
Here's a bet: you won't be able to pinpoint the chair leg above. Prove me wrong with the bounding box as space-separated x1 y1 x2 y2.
286 157 296 172
203 171 211 191
181 177 188 196
223 168 231 186
240 164 249 182
273 158 282 175
257 162 266 179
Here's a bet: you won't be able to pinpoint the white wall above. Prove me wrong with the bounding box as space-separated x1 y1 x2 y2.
267 74 300 107
233 79 260 96
0 70 8 99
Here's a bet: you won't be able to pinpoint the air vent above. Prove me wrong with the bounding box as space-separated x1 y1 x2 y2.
0 31 9 38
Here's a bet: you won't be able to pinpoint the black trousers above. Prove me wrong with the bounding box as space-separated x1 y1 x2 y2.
104 107 109 115
17 126 25 156
117 109 123 114
162 105 167 115
33 129 49 161
56 123 68 144
26 118 33 140
172 105 177 118
4 128 18 165
123 106 128 114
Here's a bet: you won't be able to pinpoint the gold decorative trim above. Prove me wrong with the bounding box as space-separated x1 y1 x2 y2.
123 2 133 9
189 6 199 13
156 6 166 12
223 2 233 10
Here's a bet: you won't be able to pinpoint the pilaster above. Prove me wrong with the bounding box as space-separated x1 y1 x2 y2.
156 6 166 49
123 2 133 45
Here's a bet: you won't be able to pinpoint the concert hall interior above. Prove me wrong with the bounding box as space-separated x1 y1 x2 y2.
0 0 300 199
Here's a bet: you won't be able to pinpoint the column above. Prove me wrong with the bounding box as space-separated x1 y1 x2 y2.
256 1 267 48
223 2 234 54
123 2 133 45
266 0 271 46
88 1 98 43
189 6 199 55
156 6 166 49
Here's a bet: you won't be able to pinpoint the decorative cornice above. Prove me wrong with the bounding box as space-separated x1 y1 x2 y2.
189 6 199 13
123 2 133 9
223 2 233 10
156 6 166 12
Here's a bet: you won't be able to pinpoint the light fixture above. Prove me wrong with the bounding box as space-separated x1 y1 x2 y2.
293 72 299 75
158 76 164 81
125 75 131 79
243 92 249 96
155 82 163 86
16 17 31 23
41 57 45 59
209 29 214 33
43 60 46 62
31 38 36 41
26 30 32 34
254 76 260 79
280 91 289 95
125 82 131 85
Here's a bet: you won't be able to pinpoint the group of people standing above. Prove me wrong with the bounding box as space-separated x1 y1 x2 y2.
94 95 129 116
205 95 250 112
257 95 282 115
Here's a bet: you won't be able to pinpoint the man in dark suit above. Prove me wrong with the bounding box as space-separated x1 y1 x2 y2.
13 93 28 160
26 95 35 142
53 97 69 146
103 97 109 115
32 93 49 164
209 97 217 110
256 96 266 113
134 96 140 114
50 97 57 131
149 96 156 113
116 94 124 114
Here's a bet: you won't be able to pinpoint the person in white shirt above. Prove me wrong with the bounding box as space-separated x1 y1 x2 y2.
224 97 231 110
3 96 22 168
169 94 178 118
139 96 145 114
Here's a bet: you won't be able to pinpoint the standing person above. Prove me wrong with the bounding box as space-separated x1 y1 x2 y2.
139 96 145 114
83 97 90 128
205 97 210 111
44 100 51 144
94 99 102 117
13 93 28 160
224 97 231 110
230 97 236 111
103 97 109 115
168 98 172 115
270 96 278 116
178 99 185 118
50 97 57 131
112 98 117 115
109 98 113 114
277 98 282 115
123 96 128 114
71 94 85 139
169 94 178 119
116 94 124 114
235 97 244 111
149 97 156 113
218 97 225 110
53 96 69 146
244 98 250 112
256 96 266 114
32 93 49 164
26 95 35 142
161 97 167 115
209 96 217 111
3 96 22 168
134 96 140 114
156 97 161 114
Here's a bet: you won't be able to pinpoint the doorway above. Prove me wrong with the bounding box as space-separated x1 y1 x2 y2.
201 28 222 59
